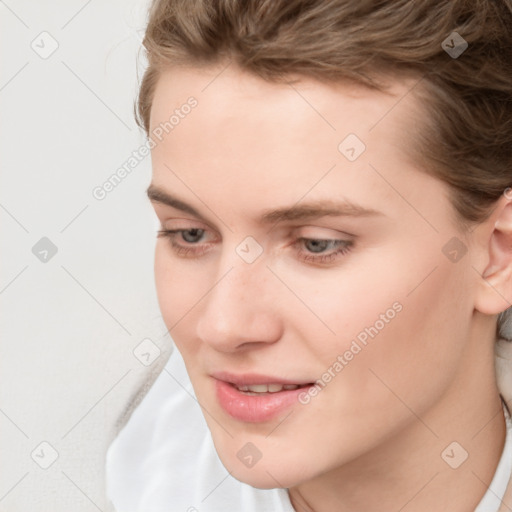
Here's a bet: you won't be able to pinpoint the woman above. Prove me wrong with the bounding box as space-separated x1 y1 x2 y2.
106 1 512 510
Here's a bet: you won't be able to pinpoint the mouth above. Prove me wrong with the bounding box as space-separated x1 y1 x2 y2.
230 382 313 395
214 377 315 422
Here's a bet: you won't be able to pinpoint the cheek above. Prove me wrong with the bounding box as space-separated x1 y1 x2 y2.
277 258 472 470
154 245 175 318
154 245 207 335
289 242 471 384
323 256 470 412
273 254 409 361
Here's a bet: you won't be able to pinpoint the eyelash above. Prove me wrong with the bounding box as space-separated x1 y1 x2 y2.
156 228 354 264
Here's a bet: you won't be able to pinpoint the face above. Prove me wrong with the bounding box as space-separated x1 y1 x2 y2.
148 62 479 489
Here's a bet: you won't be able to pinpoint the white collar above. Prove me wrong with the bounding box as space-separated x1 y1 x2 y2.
474 401 512 512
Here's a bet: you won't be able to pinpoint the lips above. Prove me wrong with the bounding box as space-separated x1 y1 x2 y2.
211 371 315 422
211 371 314 387
234 383 307 394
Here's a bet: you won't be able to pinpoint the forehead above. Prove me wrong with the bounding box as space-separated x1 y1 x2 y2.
148 63 443 228
150 63 419 138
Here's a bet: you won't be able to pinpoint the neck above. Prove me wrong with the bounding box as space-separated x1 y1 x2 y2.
288 322 508 512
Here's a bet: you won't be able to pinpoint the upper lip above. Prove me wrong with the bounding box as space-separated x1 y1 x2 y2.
211 371 314 386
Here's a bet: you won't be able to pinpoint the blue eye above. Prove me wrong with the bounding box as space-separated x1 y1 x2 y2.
179 228 205 243
157 229 354 264
157 229 212 257
295 238 353 264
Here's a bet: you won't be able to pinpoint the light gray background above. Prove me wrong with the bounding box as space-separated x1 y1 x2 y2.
1 1 174 510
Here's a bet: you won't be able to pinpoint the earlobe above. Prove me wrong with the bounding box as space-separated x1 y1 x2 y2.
475 195 512 316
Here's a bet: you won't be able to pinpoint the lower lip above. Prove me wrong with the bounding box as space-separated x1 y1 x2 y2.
214 379 313 423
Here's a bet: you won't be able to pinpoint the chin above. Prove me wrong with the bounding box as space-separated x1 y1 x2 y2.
228 463 300 490
231 470 284 489
213 441 314 490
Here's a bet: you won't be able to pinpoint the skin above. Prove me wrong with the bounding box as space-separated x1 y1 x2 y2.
147 61 511 512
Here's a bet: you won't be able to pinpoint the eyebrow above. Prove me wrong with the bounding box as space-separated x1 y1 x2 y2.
146 184 384 224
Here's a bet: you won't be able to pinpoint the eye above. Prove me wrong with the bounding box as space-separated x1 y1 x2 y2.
157 228 354 265
178 228 204 243
294 237 353 265
157 228 213 258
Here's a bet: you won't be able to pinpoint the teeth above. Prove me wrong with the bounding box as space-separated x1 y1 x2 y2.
235 383 301 393
268 384 288 392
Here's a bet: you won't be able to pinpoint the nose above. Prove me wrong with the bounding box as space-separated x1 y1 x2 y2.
195 260 283 353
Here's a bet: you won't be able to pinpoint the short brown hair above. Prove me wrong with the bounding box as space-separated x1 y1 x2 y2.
136 0 512 331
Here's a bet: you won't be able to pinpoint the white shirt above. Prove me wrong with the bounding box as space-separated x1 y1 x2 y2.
106 343 512 512
475 400 512 512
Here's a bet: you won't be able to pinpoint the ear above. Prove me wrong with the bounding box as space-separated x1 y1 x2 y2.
474 192 512 316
